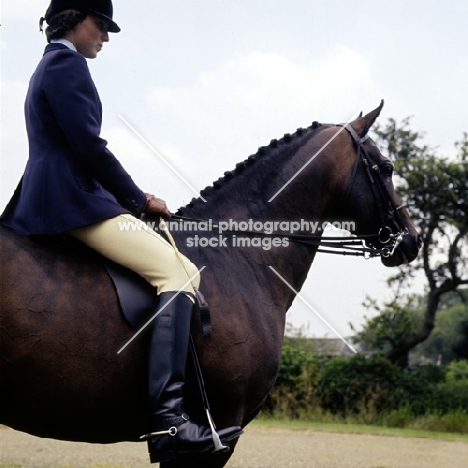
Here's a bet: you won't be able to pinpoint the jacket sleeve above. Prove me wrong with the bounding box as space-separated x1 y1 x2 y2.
42 49 146 215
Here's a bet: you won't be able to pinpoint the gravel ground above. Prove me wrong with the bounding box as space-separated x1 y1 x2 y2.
1 424 467 468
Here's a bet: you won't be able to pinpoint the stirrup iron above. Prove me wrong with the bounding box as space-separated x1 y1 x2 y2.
206 409 229 453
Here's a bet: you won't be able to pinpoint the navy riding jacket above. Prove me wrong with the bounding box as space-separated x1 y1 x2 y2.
1 43 146 236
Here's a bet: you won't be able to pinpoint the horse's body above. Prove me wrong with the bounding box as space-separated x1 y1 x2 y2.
0 104 421 467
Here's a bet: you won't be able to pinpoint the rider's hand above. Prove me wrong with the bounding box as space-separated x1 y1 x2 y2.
142 193 172 219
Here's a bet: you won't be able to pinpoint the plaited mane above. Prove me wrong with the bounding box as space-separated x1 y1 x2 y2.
177 121 322 215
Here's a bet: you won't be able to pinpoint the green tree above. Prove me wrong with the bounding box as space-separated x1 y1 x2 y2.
362 120 468 366
446 360 468 381
351 294 423 355
355 290 468 366
264 335 322 418
412 290 468 364
319 354 400 417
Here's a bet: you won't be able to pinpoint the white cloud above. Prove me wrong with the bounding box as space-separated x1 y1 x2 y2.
149 45 375 128
1 0 46 19
140 46 378 201
103 124 201 208
0 80 29 205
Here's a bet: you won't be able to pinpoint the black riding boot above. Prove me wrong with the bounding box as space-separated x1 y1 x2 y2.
143 291 242 463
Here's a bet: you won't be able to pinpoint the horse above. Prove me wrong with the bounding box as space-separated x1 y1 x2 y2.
0 102 421 467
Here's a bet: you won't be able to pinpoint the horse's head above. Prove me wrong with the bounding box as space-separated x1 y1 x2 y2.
329 101 422 267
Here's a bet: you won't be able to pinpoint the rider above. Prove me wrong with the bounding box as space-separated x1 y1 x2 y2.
0 0 241 462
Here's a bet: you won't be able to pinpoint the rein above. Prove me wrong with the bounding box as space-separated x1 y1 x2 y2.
170 214 398 259
169 124 408 259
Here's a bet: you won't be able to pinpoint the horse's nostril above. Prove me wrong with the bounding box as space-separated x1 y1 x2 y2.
417 235 423 249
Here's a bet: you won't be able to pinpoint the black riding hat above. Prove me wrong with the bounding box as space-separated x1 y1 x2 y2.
43 0 120 33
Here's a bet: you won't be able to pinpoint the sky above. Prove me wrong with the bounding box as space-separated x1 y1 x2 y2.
1 0 467 340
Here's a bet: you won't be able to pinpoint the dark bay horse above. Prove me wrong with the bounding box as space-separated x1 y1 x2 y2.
0 102 421 467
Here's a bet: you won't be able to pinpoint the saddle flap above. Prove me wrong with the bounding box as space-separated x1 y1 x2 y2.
104 259 158 328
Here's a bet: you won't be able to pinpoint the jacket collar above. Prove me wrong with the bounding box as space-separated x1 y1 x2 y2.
50 38 77 52
43 42 76 55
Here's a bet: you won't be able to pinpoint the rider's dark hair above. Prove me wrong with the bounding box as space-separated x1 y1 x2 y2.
45 9 87 43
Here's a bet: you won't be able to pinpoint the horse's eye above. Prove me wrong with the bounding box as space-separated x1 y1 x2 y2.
381 164 393 176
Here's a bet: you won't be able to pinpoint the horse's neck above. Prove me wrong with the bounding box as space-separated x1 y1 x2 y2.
176 125 339 310
180 125 335 220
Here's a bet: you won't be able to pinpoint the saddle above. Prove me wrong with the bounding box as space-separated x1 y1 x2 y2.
104 259 212 337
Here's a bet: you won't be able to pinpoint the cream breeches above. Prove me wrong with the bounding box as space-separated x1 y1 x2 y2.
67 214 200 295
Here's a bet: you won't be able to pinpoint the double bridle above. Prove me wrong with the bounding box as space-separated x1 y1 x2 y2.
331 123 409 258
170 124 409 259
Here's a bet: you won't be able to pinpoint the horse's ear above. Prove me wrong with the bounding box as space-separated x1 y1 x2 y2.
350 100 384 137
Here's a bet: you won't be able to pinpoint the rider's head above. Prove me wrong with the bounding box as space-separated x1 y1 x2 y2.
41 0 120 43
